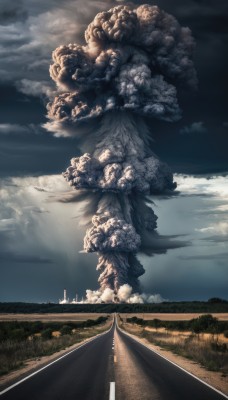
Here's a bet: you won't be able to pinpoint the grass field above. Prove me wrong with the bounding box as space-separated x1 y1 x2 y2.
0 313 109 322
120 313 228 321
120 316 228 374
0 316 112 377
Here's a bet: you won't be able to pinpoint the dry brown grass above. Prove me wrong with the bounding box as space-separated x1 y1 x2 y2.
121 319 228 374
142 330 228 373
0 313 109 322
117 317 228 395
120 313 228 321
144 327 228 344
0 318 112 377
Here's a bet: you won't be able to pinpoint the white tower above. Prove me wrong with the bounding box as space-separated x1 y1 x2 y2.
59 288 69 304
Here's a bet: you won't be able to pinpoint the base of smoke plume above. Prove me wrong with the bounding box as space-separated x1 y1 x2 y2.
81 284 167 304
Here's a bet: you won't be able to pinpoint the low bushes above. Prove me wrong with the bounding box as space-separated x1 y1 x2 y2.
0 316 109 376
141 330 228 373
125 315 228 373
126 314 228 335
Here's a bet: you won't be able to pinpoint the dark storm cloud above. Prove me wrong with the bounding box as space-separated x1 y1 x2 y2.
0 176 100 302
201 235 228 243
179 121 207 135
0 121 82 177
0 1 121 177
34 186 48 192
0 123 40 135
0 251 53 264
23 206 49 214
132 1 228 174
179 252 228 261
179 193 214 198
53 191 94 204
196 209 228 216
0 0 27 25
0 0 227 176
139 230 189 256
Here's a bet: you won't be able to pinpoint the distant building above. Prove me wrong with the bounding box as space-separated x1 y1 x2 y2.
59 289 79 304
71 294 78 304
59 288 69 304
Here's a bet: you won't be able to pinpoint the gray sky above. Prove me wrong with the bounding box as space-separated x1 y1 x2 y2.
0 0 227 302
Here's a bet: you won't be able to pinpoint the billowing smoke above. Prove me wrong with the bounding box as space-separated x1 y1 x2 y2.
83 284 167 304
45 5 196 302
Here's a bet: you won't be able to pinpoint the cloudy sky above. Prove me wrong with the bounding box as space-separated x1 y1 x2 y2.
0 0 227 302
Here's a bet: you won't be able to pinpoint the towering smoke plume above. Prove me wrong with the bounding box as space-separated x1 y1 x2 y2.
45 4 197 302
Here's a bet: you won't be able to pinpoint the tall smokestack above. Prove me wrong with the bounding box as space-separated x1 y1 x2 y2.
45 4 197 303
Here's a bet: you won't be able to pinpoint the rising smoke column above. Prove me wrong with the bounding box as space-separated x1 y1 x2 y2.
45 5 197 301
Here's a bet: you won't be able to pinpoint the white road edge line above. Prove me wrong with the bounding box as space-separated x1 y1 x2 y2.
109 382 115 400
0 320 114 396
116 317 228 399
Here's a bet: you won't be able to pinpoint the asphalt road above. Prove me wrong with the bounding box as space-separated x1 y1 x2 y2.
0 326 115 400
114 326 227 400
0 317 227 400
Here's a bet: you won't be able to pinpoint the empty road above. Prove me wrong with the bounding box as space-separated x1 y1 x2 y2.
0 317 227 400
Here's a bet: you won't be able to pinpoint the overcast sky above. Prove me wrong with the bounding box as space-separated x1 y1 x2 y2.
0 0 227 302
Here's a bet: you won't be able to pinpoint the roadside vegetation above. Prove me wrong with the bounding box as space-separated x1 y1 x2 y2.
0 316 109 377
120 315 228 374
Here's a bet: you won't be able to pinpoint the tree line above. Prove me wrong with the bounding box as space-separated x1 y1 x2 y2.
126 314 228 335
0 299 227 314
0 316 108 342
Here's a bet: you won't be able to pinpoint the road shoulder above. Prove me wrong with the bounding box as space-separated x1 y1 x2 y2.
118 324 228 396
0 322 112 391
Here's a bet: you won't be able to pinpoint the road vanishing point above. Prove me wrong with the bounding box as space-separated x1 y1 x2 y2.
0 316 227 400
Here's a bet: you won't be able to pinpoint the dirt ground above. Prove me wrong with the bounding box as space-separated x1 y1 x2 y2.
0 313 109 322
121 313 228 321
120 322 228 396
